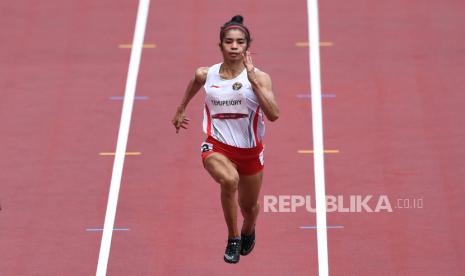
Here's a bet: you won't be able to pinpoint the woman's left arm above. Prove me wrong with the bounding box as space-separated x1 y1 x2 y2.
243 51 280 121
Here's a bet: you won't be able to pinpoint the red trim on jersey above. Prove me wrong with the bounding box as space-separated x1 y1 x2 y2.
212 113 248 119
205 104 212 136
253 106 260 145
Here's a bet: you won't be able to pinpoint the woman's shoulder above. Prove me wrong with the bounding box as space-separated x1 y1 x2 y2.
195 63 223 83
253 68 271 83
195 66 210 76
194 67 210 83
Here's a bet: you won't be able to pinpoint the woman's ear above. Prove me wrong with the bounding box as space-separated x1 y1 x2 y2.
218 43 223 51
245 42 251 51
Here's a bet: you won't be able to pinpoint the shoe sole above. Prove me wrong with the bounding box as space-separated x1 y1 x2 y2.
240 241 255 256
224 256 240 264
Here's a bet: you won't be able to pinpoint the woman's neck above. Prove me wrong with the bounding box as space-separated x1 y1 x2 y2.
220 60 245 79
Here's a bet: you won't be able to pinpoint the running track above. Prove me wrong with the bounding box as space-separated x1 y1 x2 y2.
1 0 464 275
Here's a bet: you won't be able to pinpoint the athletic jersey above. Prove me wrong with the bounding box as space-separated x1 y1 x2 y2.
203 63 265 148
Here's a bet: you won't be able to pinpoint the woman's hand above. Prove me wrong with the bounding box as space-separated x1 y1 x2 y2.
172 107 190 133
242 52 280 122
242 51 257 83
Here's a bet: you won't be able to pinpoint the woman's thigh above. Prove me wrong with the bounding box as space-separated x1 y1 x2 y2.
203 153 239 186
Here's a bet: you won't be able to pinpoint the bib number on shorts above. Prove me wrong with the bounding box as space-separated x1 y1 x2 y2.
201 142 213 153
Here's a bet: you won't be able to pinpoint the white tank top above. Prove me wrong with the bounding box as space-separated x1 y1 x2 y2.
203 63 265 148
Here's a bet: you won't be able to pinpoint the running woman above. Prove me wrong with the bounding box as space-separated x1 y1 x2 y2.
172 15 279 264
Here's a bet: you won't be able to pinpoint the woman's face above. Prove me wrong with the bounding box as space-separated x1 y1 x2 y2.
221 29 248 61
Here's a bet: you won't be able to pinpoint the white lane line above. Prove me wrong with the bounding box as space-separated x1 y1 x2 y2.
306 0 329 276
95 1 151 275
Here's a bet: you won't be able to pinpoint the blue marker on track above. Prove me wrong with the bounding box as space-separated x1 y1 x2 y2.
110 96 149 100
300 225 344 229
296 93 336 99
86 228 130 232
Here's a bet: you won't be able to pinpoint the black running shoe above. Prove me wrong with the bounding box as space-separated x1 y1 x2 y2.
240 230 255 256
224 238 241 264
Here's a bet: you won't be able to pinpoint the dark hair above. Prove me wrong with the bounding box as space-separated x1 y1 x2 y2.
219 15 252 49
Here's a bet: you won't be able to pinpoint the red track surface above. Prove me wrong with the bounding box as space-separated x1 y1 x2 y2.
1 0 464 275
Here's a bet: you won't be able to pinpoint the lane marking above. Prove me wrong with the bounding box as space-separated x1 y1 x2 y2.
295 41 333 47
96 1 151 275
87 228 130 232
300 225 344 229
306 0 329 275
296 93 336 99
298 150 339 154
119 43 156 48
99 152 142 156
110 96 149 100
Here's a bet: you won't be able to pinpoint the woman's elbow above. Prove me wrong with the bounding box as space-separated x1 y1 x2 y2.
267 110 280 122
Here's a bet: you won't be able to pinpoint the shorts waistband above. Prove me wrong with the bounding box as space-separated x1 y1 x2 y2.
206 136 263 155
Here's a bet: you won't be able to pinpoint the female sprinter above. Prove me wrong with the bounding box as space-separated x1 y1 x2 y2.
172 15 279 264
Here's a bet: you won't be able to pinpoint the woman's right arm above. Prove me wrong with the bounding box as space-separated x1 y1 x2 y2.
172 67 209 133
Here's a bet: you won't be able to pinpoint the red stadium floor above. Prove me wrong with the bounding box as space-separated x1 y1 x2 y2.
1 0 464 275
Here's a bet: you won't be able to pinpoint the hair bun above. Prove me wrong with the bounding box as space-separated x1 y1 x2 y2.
230 15 244 24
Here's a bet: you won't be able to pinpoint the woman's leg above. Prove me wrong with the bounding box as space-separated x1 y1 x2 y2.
238 171 263 235
203 153 240 238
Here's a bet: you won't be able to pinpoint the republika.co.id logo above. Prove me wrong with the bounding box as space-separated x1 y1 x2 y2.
263 195 424 213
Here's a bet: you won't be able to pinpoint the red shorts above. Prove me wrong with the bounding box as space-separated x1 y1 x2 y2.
201 136 264 175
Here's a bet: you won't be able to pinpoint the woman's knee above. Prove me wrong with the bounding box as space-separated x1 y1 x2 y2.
218 174 239 193
240 201 260 215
